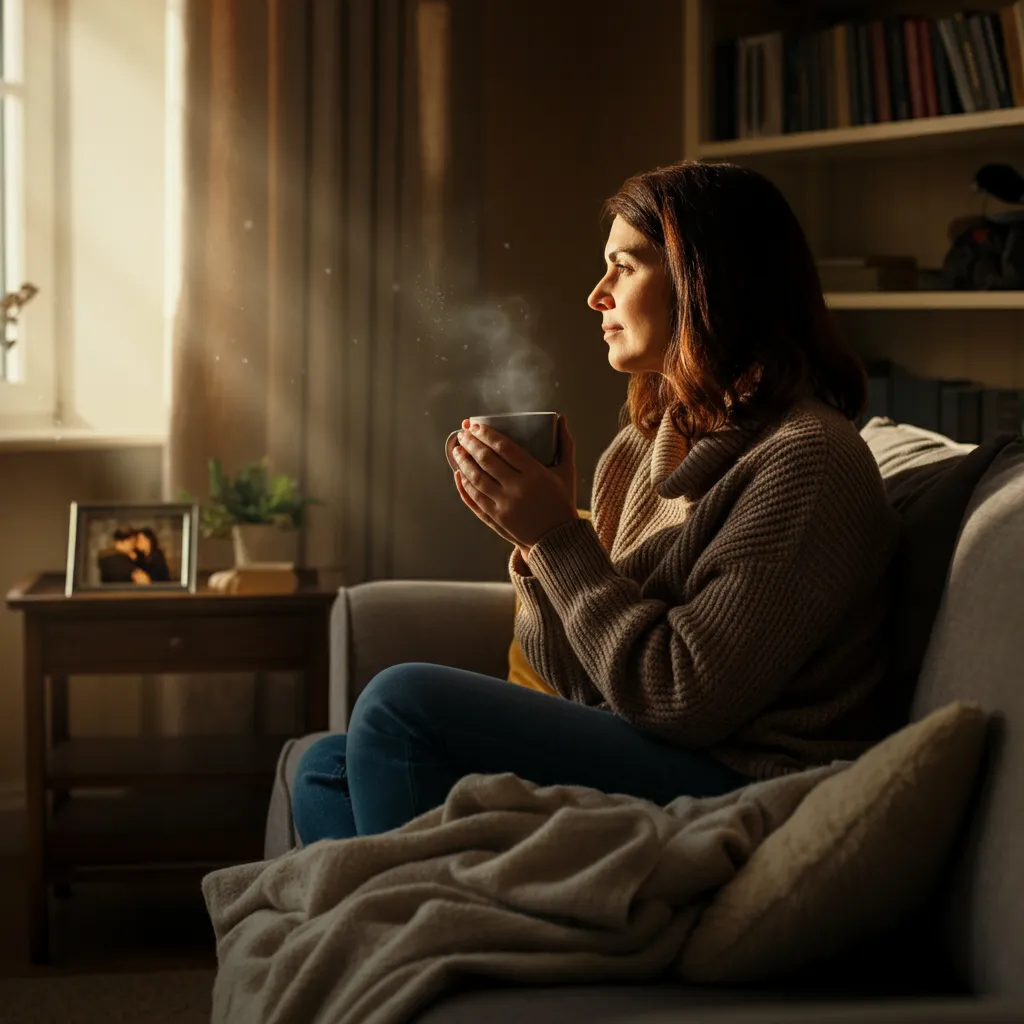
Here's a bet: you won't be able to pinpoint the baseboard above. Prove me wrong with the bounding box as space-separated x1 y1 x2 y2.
0 785 25 858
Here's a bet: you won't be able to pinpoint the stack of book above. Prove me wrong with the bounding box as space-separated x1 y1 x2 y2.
208 565 299 595
714 5 1024 141
817 256 918 292
864 360 1024 443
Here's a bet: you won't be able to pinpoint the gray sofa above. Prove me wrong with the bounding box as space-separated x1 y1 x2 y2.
264 421 1024 1022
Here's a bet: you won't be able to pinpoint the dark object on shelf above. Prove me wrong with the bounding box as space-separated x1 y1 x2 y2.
941 162 1024 289
973 163 1024 203
940 211 1024 289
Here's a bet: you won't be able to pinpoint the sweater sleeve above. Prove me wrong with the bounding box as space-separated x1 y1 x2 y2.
519 424 898 747
508 550 604 704
504 427 638 705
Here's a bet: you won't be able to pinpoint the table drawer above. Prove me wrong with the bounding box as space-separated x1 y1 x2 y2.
42 614 311 674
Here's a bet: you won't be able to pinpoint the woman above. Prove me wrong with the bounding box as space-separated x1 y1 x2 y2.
132 527 171 583
292 160 899 845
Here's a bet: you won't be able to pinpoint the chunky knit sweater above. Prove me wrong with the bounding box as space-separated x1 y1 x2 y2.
508 397 900 780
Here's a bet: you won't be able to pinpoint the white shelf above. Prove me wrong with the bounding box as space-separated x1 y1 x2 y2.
698 107 1024 160
825 292 1024 310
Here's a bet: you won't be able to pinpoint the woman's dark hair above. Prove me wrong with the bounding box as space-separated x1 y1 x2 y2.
137 526 162 553
112 526 136 542
604 160 867 441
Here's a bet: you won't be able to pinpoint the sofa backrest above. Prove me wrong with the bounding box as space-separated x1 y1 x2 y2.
909 439 1024 999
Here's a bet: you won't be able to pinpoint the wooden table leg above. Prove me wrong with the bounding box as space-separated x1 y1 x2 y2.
22 617 49 964
50 675 69 813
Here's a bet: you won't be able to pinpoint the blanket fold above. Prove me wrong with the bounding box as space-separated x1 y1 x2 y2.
203 765 842 1024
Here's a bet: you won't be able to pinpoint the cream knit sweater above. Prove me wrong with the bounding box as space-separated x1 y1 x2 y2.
509 397 900 780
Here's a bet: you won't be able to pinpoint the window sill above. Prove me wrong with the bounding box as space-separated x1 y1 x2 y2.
0 429 167 453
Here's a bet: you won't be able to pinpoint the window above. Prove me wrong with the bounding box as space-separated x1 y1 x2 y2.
0 0 168 440
0 0 56 427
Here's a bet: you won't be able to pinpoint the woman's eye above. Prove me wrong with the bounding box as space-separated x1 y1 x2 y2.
614 263 632 275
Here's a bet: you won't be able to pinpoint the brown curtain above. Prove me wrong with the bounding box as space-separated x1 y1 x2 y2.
157 0 449 734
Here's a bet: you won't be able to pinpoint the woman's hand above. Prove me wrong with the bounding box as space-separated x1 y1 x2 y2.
452 416 578 556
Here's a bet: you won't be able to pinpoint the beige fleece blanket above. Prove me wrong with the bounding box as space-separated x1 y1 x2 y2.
202 765 842 1024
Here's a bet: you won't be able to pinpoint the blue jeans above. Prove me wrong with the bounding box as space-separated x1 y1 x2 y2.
291 662 748 844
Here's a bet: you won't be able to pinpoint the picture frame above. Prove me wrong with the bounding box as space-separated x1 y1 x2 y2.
64 502 200 597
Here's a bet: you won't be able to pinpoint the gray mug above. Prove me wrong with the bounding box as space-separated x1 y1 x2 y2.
446 411 559 471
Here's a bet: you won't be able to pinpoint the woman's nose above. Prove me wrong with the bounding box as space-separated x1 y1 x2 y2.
587 280 613 311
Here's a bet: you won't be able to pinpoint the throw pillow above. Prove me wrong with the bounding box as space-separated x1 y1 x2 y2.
507 509 591 696
860 418 1018 729
678 700 988 984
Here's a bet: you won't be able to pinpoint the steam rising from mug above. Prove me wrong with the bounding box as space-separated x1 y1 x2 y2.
449 300 554 413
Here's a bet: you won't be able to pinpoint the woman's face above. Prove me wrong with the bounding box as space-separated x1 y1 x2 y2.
587 215 673 375
135 532 151 556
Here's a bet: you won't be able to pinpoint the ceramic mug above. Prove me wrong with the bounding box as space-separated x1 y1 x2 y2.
445 411 560 471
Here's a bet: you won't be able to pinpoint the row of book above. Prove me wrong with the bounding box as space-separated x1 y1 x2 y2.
864 361 1024 443
714 5 1024 140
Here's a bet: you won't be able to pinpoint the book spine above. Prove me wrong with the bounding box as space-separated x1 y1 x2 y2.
1015 1 1024 105
918 18 940 117
982 389 1000 440
940 384 961 440
933 20 956 114
999 5 1024 106
783 35 801 133
888 17 911 120
905 17 926 117
968 13 1000 109
737 38 749 138
845 22 862 125
939 18 977 113
813 30 827 130
771 33 786 135
870 20 893 121
959 388 982 445
858 22 877 124
823 28 837 129
985 12 1013 106
955 12 987 110
835 24 852 127
714 41 739 140
752 40 764 135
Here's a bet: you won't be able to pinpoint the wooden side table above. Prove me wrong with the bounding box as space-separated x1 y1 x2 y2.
5 570 341 964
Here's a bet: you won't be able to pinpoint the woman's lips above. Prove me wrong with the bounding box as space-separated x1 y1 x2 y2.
602 324 623 340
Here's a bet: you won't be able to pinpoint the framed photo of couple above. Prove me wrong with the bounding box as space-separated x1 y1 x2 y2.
64 503 200 597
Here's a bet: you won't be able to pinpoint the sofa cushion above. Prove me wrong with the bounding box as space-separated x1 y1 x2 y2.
265 732 329 858
860 416 973 507
859 418 1017 730
678 702 988 984
909 438 1024 998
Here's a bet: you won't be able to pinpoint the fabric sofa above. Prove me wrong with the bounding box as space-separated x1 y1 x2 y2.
264 420 1024 1022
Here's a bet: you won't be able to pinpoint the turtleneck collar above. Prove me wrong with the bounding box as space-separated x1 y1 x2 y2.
649 408 764 501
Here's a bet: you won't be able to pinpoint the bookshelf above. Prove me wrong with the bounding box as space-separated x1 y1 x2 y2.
683 0 1024 400
826 290 1024 308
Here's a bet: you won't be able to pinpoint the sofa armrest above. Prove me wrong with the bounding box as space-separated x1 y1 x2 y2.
330 579 516 730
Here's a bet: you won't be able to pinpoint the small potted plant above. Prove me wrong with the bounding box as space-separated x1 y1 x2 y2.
187 457 318 568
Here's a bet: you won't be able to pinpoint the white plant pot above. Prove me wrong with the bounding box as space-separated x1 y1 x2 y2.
231 523 299 568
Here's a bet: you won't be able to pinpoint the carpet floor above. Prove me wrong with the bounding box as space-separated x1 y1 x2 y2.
0 968 215 1023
